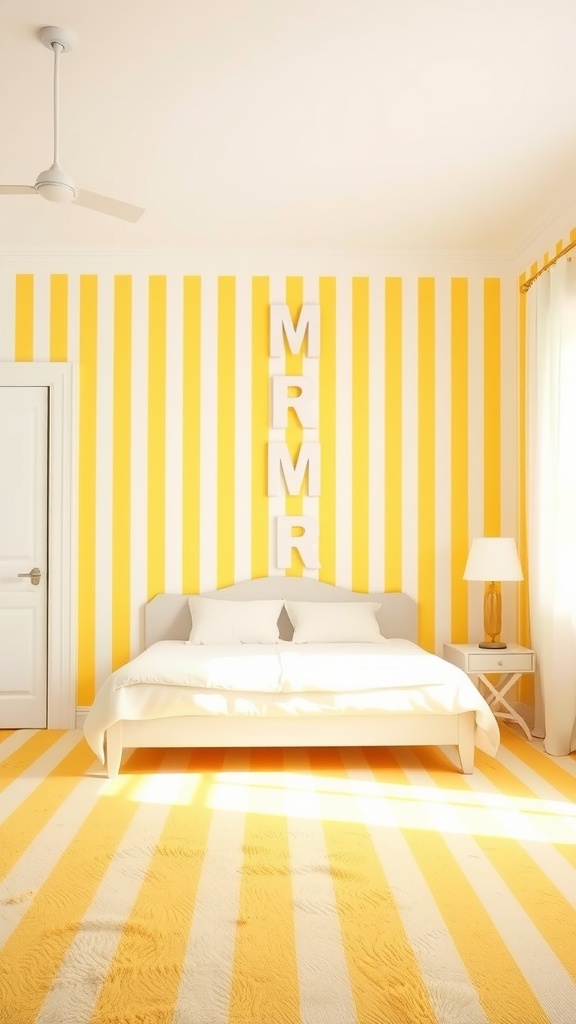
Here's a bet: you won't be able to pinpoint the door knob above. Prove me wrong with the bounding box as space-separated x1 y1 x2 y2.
18 567 42 585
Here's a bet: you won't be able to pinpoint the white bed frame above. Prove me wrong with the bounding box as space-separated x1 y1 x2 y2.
104 578 475 776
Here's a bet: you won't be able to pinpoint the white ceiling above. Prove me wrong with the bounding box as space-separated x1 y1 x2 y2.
1 0 575 255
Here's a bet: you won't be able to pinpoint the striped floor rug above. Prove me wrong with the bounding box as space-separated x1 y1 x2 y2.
0 728 575 1024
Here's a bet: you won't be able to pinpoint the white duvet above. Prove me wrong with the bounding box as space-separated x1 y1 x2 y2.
106 639 467 694
83 639 500 762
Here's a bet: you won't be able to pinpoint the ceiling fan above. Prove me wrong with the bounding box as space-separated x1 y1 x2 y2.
0 26 145 222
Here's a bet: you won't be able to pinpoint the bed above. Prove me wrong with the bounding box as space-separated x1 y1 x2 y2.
83 578 500 777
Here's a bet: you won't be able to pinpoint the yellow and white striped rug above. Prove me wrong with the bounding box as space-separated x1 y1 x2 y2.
0 728 575 1024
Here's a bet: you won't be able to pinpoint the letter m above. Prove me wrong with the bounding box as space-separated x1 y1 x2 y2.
270 303 320 358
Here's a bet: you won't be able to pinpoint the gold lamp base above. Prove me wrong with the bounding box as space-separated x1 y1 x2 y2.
481 582 507 649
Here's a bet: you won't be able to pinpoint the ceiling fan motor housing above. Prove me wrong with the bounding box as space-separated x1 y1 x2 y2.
34 164 77 203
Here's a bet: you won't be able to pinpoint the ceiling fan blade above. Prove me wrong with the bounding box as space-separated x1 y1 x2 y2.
0 185 37 195
74 189 144 223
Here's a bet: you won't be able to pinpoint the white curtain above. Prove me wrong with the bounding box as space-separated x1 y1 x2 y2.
526 256 576 755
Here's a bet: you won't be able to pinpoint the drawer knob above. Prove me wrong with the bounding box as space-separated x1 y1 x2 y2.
498 660 503 667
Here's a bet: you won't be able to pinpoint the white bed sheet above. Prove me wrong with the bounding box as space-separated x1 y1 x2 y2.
83 640 500 762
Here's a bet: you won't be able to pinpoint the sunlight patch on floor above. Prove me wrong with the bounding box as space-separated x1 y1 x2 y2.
205 770 576 843
101 771 202 805
214 768 576 817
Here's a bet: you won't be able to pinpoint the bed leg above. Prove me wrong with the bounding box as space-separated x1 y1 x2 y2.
457 712 475 774
105 723 123 778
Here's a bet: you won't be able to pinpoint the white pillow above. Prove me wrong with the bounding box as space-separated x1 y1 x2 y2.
284 601 384 643
188 596 283 645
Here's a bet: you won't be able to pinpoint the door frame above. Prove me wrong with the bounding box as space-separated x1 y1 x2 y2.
0 362 77 728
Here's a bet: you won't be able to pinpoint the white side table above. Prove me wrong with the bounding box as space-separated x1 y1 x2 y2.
443 643 535 741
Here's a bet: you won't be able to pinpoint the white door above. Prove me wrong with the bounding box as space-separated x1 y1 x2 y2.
0 387 49 728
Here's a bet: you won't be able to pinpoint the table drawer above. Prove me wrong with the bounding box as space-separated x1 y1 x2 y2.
467 652 534 673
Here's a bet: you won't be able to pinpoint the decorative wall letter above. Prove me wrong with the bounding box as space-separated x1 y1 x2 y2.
276 516 321 570
267 302 322 571
268 442 321 497
269 303 320 358
271 375 318 428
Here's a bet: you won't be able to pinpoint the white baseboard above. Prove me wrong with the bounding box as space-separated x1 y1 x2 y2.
75 707 89 729
513 700 535 732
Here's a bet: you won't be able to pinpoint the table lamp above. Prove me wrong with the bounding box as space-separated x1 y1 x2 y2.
463 537 523 649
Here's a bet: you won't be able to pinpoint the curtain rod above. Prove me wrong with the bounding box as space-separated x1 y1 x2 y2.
520 238 576 293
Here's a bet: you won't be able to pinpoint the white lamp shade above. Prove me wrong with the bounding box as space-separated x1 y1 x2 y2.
463 537 524 582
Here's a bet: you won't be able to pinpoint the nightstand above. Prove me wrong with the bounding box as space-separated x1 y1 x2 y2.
443 643 535 740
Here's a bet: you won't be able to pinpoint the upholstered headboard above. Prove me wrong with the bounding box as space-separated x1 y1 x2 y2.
145 577 417 647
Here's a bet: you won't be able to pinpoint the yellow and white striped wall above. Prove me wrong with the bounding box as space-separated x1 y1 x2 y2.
0 257 518 706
